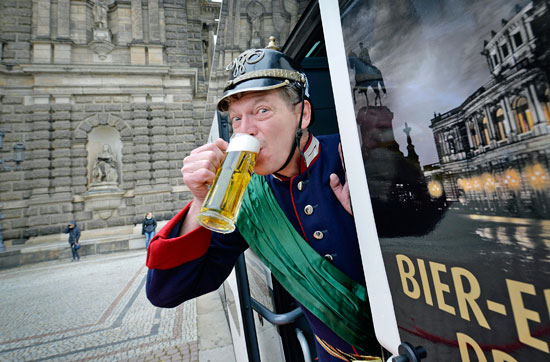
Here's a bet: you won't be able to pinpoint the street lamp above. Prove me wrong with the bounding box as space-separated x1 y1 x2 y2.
0 130 26 251
0 133 26 171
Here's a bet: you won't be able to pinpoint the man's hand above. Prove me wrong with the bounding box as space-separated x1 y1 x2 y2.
329 143 352 215
180 138 228 235
181 138 228 203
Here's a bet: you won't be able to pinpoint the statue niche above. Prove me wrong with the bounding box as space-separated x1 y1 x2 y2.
92 0 111 41
84 142 123 220
247 1 264 48
91 144 118 185
93 0 108 29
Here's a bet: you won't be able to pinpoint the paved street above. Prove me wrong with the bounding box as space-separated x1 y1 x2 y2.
0 250 233 362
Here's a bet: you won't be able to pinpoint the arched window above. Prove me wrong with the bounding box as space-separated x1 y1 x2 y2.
481 116 490 145
513 97 533 133
494 108 507 140
446 134 456 154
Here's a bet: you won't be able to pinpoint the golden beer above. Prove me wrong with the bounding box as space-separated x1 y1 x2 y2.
196 134 260 233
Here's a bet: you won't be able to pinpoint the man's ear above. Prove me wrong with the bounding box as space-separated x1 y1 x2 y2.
299 99 312 129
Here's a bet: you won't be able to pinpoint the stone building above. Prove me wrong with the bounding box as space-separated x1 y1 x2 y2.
429 0 550 218
0 0 309 249
203 0 309 135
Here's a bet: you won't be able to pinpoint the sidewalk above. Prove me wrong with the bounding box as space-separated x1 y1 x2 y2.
0 250 236 362
0 222 168 270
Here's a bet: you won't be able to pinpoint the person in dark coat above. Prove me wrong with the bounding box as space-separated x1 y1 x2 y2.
142 212 157 249
64 221 80 261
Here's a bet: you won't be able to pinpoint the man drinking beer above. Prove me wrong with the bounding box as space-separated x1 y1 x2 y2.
146 43 381 361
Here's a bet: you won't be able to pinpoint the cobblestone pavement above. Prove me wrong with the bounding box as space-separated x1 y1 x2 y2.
0 250 200 362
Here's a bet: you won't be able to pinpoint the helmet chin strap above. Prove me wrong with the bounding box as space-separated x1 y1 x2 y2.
274 85 310 179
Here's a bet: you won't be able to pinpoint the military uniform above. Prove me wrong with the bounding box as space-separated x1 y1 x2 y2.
146 133 375 361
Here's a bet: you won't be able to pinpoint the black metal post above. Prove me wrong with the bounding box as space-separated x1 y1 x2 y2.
235 254 261 362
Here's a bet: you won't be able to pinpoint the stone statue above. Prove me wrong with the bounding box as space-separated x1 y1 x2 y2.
92 144 118 184
93 0 108 29
359 42 372 65
247 1 263 48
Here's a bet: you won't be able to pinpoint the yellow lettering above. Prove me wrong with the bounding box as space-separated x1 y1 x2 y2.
417 258 433 306
457 332 487 362
396 254 420 299
430 261 455 315
492 350 518 362
506 279 549 352
451 267 490 329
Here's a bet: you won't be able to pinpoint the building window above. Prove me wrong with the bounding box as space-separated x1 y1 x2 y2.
512 32 523 48
513 97 534 133
491 53 499 67
494 108 507 140
500 43 509 58
446 134 456 154
480 116 490 145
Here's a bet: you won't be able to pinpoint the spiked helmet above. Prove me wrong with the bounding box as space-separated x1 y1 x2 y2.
217 46 309 112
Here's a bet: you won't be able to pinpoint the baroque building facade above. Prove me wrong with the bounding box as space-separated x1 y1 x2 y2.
203 0 309 132
429 0 550 218
0 0 307 246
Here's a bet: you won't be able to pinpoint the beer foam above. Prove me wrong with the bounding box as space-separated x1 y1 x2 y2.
226 134 260 153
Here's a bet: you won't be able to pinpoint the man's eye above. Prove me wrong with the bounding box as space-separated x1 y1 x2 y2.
231 116 241 123
258 108 268 114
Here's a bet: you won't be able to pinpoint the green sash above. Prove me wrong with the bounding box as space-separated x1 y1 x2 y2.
236 175 376 349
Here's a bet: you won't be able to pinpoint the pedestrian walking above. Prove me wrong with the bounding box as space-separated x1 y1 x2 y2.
142 212 157 249
64 221 81 261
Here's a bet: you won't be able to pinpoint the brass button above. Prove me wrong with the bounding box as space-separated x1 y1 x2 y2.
324 254 334 262
304 205 314 215
297 181 305 191
313 231 324 240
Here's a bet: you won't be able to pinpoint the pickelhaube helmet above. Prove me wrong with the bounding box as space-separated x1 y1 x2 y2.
217 37 310 112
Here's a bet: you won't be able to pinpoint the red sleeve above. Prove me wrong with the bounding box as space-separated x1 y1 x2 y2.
146 201 212 270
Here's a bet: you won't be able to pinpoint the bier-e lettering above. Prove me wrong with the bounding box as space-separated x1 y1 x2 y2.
395 254 550 354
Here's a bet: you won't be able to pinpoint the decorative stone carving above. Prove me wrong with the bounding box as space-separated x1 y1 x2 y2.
85 142 122 220
90 0 114 59
93 0 109 29
91 144 118 186
247 1 264 48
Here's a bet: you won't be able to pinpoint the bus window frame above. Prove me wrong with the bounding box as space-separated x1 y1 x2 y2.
319 0 401 355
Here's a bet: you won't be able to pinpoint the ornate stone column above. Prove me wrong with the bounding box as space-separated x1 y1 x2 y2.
498 99 512 135
503 94 518 134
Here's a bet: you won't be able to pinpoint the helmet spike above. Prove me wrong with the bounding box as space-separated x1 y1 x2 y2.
266 36 280 51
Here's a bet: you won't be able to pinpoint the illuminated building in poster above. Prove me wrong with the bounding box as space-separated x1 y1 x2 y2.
430 1 550 218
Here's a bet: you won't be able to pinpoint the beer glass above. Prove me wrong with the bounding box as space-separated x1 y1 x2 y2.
196 134 260 233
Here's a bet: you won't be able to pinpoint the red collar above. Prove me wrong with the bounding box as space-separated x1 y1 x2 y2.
273 133 321 181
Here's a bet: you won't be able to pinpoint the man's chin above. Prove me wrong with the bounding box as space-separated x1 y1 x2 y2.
253 163 271 176
253 168 270 176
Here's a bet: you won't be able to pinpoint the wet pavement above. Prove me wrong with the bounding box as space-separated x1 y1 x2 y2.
0 250 235 362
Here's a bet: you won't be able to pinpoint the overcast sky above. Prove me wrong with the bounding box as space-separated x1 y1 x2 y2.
341 0 529 166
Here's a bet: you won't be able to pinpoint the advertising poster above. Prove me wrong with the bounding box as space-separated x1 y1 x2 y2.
339 0 550 360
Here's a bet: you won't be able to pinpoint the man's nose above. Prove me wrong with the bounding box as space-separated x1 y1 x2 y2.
238 114 258 135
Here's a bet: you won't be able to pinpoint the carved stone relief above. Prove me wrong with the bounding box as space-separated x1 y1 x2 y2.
89 0 115 59
247 1 265 48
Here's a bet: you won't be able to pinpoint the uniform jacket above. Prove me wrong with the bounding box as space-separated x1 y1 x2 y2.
146 134 370 356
